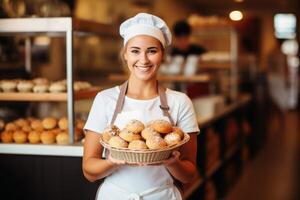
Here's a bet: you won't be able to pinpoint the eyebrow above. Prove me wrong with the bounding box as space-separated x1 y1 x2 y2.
130 46 159 50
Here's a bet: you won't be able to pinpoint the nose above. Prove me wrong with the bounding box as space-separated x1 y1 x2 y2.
139 52 150 65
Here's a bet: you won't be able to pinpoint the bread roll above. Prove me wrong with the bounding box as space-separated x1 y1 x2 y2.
28 131 41 144
164 132 181 146
40 131 56 144
13 130 27 143
141 127 160 140
56 132 69 145
49 82 66 93
146 135 167 150
108 136 128 148
30 119 44 131
128 140 148 150
150 119 173 134
125 120 145 134
172 127 184 139
5 122 18 132
1 131 13 143
119 129 142 142
58 117 68 130
42 117 57 129
1 80 17 92
17 81 34 92
33 84 49 93
102 125 120 143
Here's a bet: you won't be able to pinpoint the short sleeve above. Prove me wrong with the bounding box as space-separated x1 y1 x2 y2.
83 93 109 134
177 94 200 134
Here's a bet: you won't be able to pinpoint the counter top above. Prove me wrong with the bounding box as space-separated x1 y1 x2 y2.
0 94 252 157
0 143 83 157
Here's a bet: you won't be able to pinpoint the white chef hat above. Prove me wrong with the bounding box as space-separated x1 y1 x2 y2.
119 13 172 48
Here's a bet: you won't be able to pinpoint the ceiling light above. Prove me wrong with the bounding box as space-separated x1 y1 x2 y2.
229 10 243 21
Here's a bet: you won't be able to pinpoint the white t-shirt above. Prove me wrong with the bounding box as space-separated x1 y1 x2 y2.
84 86 200 199
84 86 199 134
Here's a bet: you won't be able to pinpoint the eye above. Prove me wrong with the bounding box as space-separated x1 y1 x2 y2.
148 49 157 54
131 49 139 54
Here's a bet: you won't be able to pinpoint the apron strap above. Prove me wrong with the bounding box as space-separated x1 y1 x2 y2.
110 81 128 125
158 85 175 126
110 80 175 126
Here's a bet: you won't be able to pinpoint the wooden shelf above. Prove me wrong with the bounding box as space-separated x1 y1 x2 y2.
108 74 213 83
0 87 101 102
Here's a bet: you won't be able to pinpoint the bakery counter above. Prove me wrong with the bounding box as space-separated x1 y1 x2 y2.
197 94 252 128
0 142 83 157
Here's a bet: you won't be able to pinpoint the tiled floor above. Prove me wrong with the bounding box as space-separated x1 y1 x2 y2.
226 111 300 200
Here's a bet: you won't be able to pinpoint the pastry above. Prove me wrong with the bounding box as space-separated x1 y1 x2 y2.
5 122 18 132
1 131 13 143
141 127 160 140
49 82 66 93
51 128 61 136
22 125 32 133
42 117 57 129
119 129 142 142
13 130 27 143
33 84 49 93
149 119 173 134
1 80 17 92
102 125 120 143
28 131 41 144
17 81 34 92
56 132 69 145
32 77 49 85
14 118 29 127
58 117 68 130
164 132 182 146
128 140 148 150
146 135 167 150
30 119 44 131
40 131 56 144
172 127 184 139
125 119 145 134
108 136 128 148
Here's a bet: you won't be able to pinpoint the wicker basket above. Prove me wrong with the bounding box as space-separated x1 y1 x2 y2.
100 133 190 164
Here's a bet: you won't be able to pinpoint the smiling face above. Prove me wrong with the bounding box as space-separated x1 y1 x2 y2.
123 35 164 82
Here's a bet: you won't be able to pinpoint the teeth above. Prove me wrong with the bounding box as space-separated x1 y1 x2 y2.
136 66 151 72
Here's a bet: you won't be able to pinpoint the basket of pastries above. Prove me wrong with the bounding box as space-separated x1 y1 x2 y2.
99 119 190 164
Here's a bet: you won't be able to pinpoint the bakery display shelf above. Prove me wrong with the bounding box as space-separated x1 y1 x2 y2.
108 73 213 83
0 17 117 37
0 143 83 157
198 94 252 128
0 87 101 101
198 61 231 70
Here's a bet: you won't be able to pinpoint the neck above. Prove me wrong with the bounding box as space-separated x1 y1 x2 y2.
126 77 158 100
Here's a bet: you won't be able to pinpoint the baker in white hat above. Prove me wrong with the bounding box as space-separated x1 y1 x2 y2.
83 13 199 200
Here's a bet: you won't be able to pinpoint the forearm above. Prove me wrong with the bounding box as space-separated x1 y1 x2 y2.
83 157 118 182
166 159 197 184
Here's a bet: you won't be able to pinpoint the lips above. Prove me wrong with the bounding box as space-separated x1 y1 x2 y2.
135 65 153 72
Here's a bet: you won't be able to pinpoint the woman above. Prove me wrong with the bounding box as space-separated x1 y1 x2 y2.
83 13 199 200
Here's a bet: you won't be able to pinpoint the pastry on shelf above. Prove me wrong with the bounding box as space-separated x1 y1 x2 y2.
1 131 14 143
17 80 34 92
28 131 41 144
49 82 66 93
1 80 17 92
13 130 27 143
33 83 49 93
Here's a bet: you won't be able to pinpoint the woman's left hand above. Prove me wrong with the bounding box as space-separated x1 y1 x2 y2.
162 151 181 166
